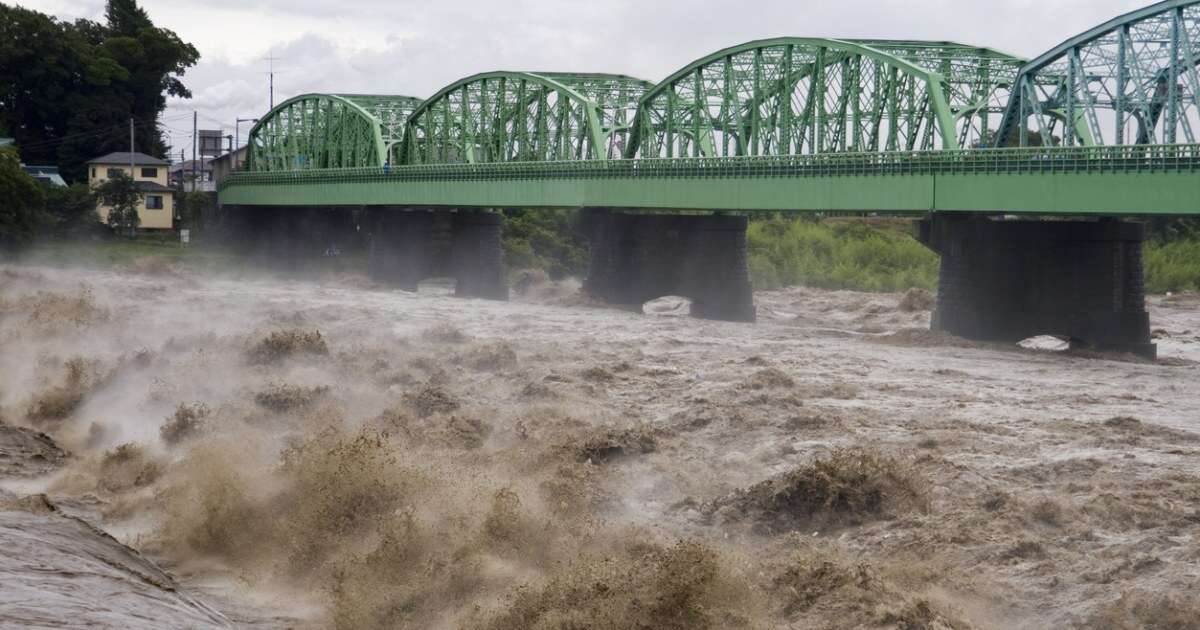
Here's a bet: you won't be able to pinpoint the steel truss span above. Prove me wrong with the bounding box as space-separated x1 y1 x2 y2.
626 38 1023 159
399 72 653 165
245 93 423 172
998 0 1200 147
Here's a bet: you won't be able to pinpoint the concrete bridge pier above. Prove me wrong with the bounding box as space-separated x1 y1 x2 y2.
451 211 509 300
582 209 756 322
917 214 1156 358
366 207 508 300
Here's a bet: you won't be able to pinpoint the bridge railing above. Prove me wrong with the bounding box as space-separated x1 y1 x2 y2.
220 143 1200 191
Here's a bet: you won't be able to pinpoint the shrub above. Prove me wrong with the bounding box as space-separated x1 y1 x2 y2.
501 208 588 279
747 217 938 292
1144 239 1200 293
0 146 46 251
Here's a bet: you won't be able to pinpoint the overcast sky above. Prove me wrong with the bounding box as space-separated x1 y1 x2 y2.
16 0 1151 157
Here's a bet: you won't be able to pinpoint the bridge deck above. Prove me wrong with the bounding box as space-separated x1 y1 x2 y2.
221 144 1200 216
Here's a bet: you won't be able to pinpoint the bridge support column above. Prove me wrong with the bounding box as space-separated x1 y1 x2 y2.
452 211 509 300
582 210 756 322
917 214 1155 358
366 208 507 300
367 209 438 290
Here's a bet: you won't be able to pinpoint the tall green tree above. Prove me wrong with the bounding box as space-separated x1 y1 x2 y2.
0 146 46 251
0 1 198 182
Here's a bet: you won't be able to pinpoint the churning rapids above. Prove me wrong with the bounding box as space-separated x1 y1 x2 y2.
0 261 1198 629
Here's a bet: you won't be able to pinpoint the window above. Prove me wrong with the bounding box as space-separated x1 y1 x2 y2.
106 168 123 178
140 167 158 178
145 195 164 210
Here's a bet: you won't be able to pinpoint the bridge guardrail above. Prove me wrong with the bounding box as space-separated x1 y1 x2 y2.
219 144 1200 191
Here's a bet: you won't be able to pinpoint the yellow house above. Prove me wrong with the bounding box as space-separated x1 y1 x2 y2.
87 152 175 230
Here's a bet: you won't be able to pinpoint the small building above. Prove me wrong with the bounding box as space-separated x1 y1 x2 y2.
87 152 175 230
170 158 215 192
210 146 247 185
0 137 13 148
21 165 67 187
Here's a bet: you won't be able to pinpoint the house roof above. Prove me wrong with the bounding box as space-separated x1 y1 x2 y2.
135 181 174 193
169 158 213 173
88 151 168 166
0 138 13 148
21 165 67 188
210 146 247 166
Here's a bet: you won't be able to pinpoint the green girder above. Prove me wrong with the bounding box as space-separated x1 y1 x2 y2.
337 94 425 156
220 143 1200 215
624 38 1005 158
399 71 653 165
245 93 423 172
998 0 1200 147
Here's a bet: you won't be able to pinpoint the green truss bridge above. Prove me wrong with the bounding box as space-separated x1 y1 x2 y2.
219 0 1200 358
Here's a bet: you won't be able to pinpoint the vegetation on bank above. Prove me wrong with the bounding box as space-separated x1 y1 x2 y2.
747 216 938 292
501 209 589 280
1146 239 1200 294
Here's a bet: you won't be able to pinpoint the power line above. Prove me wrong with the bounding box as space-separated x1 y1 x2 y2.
16 110 203 152
17 118 162 151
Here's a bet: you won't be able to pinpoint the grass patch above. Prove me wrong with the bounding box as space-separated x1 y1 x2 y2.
747 217 938 293
1145 239 1200 294
18 238 234 268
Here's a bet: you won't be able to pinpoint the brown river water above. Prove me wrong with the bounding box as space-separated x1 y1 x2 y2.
0 262 1198 629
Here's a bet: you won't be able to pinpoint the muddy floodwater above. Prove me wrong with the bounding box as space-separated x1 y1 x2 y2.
0 262 1198 629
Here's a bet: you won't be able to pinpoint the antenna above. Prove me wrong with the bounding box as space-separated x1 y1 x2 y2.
263 52 284 110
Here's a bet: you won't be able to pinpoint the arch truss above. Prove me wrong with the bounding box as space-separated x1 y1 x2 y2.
245 93 422 172
400 72 652 165
999 0 1200 147
625 38 1024 158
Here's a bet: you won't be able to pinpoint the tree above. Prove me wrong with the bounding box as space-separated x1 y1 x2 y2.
177 190 214 232
96 171 140 236
44 183 100 238
0 146 46 251
0 1 199 182
501 208 589 279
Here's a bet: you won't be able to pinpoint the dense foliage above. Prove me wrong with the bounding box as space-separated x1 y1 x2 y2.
177 191 215 232
501 208 589 279
747 216 939 292
44 183 100 238
96 171 140 235
0 146 46 250
1145 240 1200 294
0 0 198 182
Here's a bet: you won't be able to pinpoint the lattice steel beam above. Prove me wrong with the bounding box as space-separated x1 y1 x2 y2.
625 38 969 159
998 0 1200 146
245 93 421 171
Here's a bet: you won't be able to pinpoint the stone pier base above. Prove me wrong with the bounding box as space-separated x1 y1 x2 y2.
917 214 1155 358
582 210 756 322
366 208 508 300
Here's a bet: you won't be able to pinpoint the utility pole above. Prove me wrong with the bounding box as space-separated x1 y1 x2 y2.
129 117 135 174
192 111 198 193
